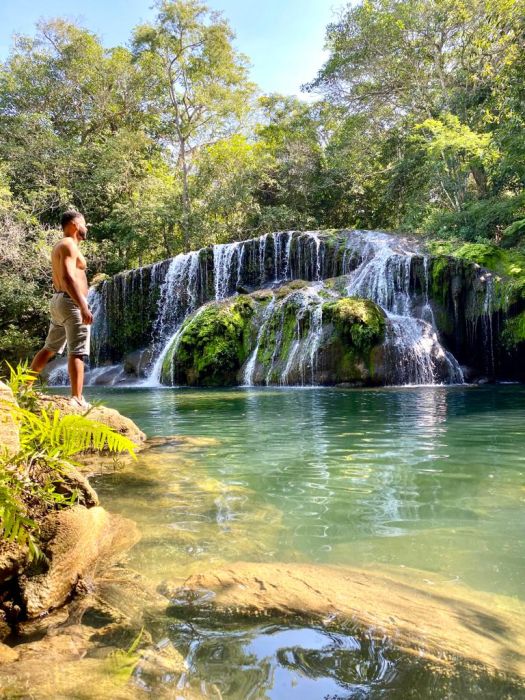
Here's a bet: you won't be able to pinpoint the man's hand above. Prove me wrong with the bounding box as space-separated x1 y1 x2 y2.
80 304 93 325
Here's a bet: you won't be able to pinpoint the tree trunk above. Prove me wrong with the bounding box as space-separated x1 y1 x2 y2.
180 140 191 250
470 164 488 198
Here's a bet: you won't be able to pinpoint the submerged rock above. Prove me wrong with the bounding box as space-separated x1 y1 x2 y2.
163 561 525 682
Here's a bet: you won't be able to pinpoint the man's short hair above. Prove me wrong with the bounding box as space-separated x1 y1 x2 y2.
61 209 83 230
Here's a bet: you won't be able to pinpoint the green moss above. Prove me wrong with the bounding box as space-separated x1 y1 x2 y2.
251 289 274 301
255 296 302 372
323 276 349 295
428 240 525 281
273 279 310 299
322 297 386 353
501 311 525 350
161 295 255 386
429 255 452 302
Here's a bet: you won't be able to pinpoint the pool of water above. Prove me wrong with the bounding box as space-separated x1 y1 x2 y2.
50 385 525 697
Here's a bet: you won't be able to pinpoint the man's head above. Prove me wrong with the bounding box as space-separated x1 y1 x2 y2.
61 210 88 241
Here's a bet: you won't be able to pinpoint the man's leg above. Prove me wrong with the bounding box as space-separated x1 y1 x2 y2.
30 347 56 375
68 354 85 401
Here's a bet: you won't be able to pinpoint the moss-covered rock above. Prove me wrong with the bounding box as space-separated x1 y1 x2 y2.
322 297 386 353
161 296 255 386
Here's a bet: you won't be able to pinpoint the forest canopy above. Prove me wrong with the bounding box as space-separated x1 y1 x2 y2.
1 0 524 362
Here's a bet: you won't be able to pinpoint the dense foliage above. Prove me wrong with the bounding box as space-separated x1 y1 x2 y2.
0 0 524 362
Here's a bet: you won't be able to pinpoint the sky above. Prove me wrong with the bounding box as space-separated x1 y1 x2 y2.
0 0 343 98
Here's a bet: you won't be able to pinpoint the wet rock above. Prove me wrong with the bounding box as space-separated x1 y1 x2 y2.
163 561 525 681
15 606 70 640
20 506 140 618
0 380 20 453
123 349 153 378
135 640 186 677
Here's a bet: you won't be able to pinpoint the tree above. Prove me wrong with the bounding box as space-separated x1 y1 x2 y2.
133 0 255 249
305 0 525 237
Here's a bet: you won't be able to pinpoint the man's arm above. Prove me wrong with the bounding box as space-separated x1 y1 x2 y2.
61 243 93 325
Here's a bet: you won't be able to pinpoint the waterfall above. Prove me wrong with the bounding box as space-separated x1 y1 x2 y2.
345 232 464 385
85 228 493 388
214 242 241 300
143 251 203 386
482 273 495 376
243 296 276 386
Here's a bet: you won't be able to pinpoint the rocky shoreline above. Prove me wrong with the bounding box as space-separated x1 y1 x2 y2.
0 383 145 645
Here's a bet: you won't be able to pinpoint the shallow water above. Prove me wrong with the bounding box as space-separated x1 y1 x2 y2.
92 385 525 598
17 385 525 700
38 386 525 697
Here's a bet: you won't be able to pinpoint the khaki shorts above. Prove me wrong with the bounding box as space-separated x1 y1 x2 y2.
44 293 91 357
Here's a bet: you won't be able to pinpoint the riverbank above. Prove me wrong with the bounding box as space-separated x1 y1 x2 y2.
0 382 145 642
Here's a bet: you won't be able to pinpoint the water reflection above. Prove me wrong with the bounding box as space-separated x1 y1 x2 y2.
34 384 525 699
92 385 525 599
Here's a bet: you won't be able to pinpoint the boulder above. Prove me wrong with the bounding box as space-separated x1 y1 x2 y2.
20 506 140 618
123 349 153 378
0 381 20 453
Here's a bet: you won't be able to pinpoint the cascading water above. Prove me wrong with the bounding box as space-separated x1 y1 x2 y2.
243 296 276 386
142 251 203 386
76 228 487 389
345 232 464 385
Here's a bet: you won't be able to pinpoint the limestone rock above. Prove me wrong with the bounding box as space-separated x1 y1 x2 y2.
0 381 19 453
0 641 19 663
20 506 140 618
55 465 99 507
0 610 11 641
0 541 28 586
165 561 525 680
123 348 153 378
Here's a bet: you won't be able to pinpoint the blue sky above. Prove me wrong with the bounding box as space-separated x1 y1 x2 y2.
0 0 344 98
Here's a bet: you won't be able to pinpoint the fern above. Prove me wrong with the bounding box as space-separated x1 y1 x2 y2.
0 467 41 560
5 360 39 410
12 406 137 458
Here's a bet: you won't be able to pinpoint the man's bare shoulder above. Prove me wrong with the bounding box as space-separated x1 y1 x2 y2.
52 237 78 257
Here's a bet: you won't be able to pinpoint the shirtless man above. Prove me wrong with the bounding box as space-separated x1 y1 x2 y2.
30 210 93 408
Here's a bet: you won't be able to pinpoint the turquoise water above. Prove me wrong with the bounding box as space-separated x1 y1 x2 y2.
85 384 525 698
